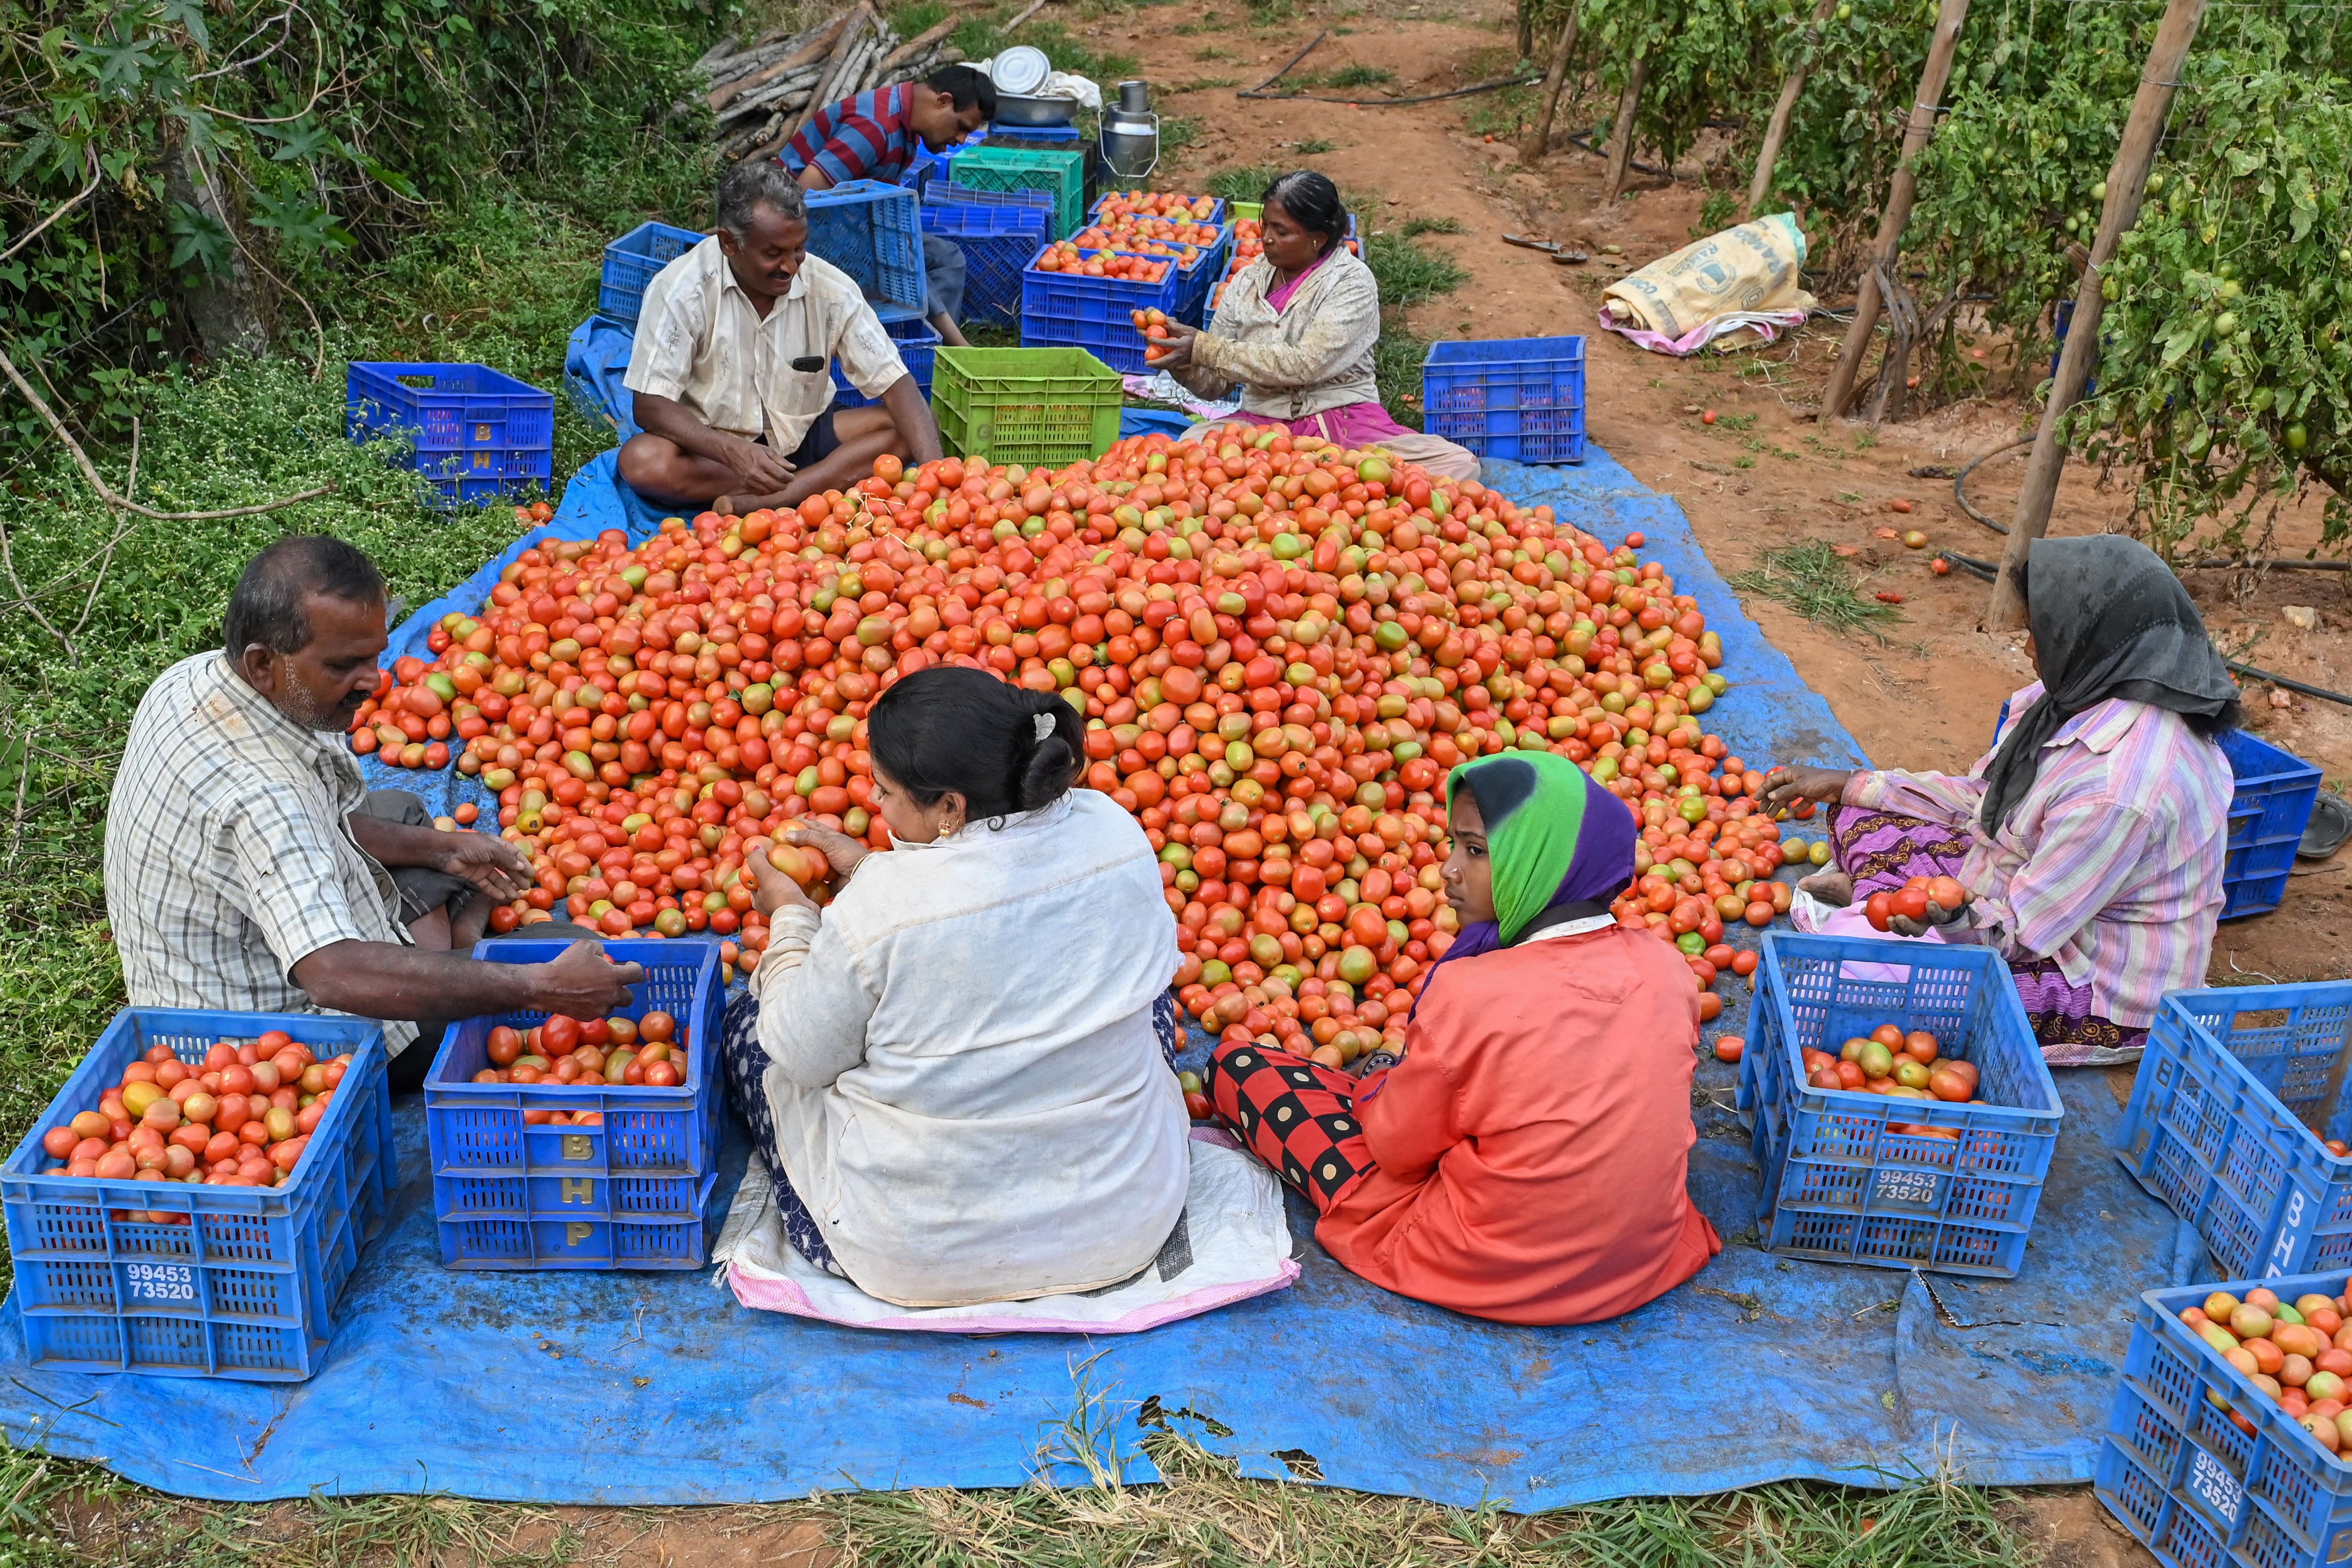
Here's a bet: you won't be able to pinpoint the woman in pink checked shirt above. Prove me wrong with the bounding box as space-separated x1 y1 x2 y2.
1759 536 2242 1066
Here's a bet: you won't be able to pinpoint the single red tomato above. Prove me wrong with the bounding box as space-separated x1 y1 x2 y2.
541 1015 582 1056
639 1010 676 1044
1864 892 1894 931
1713 1035 1744 1064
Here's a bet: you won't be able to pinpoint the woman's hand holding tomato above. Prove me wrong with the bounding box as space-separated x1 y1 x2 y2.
1143 322 1199 370
784 823 869 882
750 847 815 917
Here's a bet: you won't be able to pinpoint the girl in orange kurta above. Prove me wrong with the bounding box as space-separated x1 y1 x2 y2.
1205 751 1721 1325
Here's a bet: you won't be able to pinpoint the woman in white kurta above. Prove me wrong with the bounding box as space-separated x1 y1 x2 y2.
723 666 1188 1308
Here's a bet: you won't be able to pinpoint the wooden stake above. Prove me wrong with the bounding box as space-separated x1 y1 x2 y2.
1986 0 2207 628
1602 51 1649 200
1820 0 1971 420
1744 0 1839 216
786 4 876 148
1518 1 1581 164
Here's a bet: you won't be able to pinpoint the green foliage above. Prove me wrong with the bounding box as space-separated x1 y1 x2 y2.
0 0 716 423
0 355 529 1215
1551 0 2352 549
1364 228 1468 307
1576 0 1782 174
2073 52 2352 559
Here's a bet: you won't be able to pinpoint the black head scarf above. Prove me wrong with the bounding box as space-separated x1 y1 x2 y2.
1980 535 2240 834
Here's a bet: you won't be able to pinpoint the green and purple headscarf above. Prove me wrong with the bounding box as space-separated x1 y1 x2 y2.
1423 751 1639 989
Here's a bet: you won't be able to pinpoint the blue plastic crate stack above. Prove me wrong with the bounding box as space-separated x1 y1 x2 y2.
601 221 703 327
1020 246 1183 374
345 362 556 508
1737 932 2064 1277
1420 336 1588 465
2218 730 2323 918
425 938 726 1270
806 179 929 325
2118 981 2352 1282
834 315 943 408
0 1009 396 1380
2099 1269 2352 1568
922 185 1055 329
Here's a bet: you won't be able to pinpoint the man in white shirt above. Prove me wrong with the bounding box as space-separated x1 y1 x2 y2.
105 537 643 1090
618 160 944 516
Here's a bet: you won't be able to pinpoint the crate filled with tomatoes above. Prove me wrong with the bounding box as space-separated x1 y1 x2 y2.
1737 932 2063 1277
2098 1269 2352 1568
2117 980 2352 1284
0 1009 396 1380
1021 243 1181 373
425 937 726 1270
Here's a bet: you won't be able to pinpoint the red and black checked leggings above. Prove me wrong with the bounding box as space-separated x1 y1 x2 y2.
1203 1039 1380 1212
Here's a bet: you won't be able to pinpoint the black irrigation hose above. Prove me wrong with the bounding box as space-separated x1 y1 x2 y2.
1946 446 2352 706
1953 437 2351 572
2229 662 2352 708
1236 29 1541 106
1559 128 1672 177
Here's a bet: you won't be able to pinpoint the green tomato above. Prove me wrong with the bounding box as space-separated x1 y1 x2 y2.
2286 423 2310 452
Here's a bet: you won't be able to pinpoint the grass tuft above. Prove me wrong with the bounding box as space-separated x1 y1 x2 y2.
1730 541 1906 639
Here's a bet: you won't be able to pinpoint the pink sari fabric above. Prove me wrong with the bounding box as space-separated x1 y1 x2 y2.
1263 247 1334 313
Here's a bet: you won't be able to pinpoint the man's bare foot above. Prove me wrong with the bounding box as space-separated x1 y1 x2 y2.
1797 869 1855 907
713 490 796 517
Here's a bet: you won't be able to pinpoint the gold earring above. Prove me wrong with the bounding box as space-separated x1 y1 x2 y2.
936 820 956 840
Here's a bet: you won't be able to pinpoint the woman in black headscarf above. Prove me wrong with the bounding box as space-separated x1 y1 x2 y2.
1760 537 2242 1064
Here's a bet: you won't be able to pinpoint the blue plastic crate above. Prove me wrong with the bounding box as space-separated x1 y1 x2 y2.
1736 932 2064 1277
1021 245 1181 374
1173 231 1231 328
600 221 703 328
345 361 556 509
2096 1269 2352 1568
1421 337 1588 464
807 179 929 325
2116 982 2352 1282
425 938 726 1270
0 1008 396 1381
2052 298 2102 397
2221 730 2323 920
923 200 1051 328
833 316 941 408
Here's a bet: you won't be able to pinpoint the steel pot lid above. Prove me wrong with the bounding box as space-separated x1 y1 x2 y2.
991 45 1050 95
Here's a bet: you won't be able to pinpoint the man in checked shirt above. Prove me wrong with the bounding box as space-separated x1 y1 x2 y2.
104 537 642 1092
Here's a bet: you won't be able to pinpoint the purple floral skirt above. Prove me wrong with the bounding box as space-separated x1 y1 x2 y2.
1826 804 2146 1066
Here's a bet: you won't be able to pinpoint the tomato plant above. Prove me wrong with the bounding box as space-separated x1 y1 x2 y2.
2073 48 2351 559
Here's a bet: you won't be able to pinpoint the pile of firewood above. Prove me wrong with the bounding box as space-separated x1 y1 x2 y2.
690 4 966 163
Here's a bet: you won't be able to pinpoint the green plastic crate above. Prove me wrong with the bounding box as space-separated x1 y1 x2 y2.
1230 200 1263 223
950 147 1088 239
932 347 1123 467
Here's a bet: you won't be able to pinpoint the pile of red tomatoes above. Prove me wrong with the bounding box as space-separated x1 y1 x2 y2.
353 424 1793 1066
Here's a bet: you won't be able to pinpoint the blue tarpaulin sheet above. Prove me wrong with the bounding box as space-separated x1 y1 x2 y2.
0 445 2200 1507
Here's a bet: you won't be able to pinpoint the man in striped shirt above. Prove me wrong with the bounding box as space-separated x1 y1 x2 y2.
783 65 995 347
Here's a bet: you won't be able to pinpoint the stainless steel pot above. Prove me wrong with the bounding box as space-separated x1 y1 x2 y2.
993 91 1078 128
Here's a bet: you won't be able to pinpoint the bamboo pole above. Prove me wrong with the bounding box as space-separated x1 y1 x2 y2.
1601 51 1649 200
1985 0 2207 629
1744 0 1839 215
1518 1 1581 163
1820 0 1971 419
